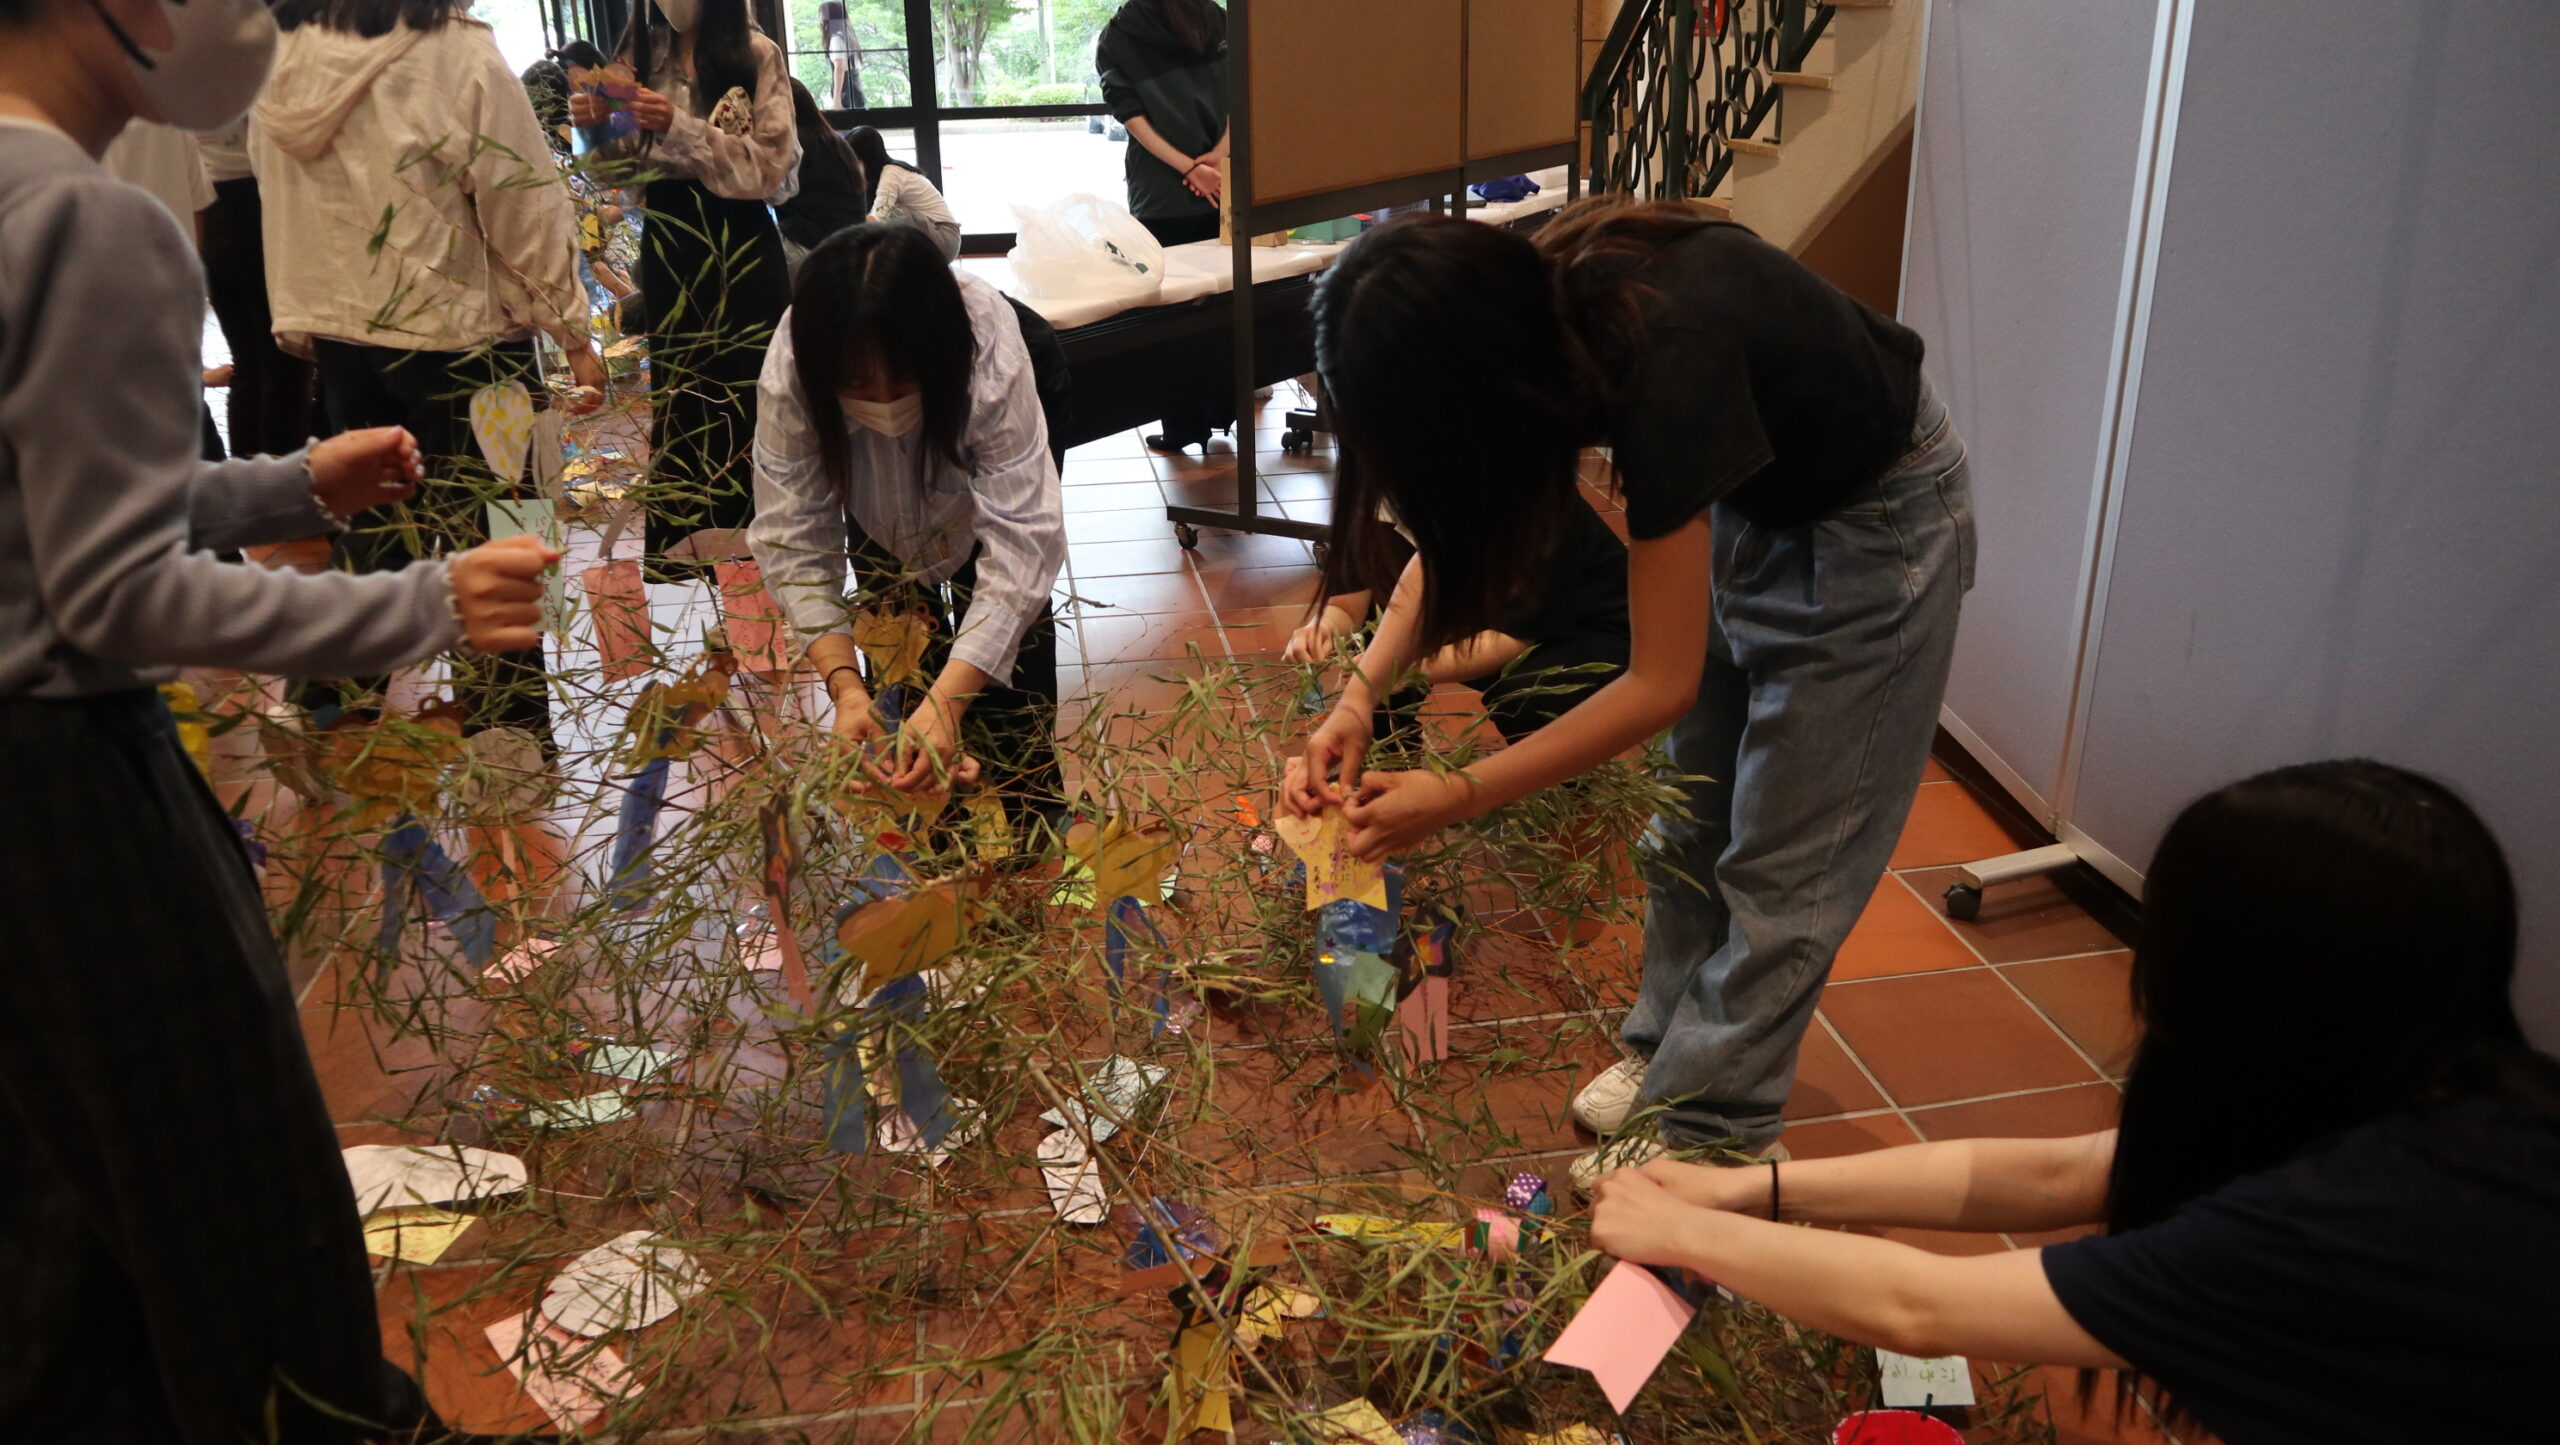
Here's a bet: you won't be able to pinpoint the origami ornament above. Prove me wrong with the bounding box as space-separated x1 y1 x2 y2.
467 380 535 484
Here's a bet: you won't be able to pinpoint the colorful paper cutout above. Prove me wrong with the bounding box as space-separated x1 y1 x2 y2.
853 608 932 689
485 497 568 631
525 1090 634 1130
1397 975 1452 1064
1274 807 1388 910
1875 1350 1976 1409
1305 1398 1402 1445
1037 1055 1168 1143
341 1143 529 1214
360 1204 476 1264
1067 817 1182 914
580 561 652 681
468 380 535 484
1038 1129 1108 1223
484 1310 639 1432
528 408 567 500
833 882 961 990
1541 1259 1698 1414
713 558 793 674
1168 1321 1232 1435
1314 1215 1467 1249
541 1229 705 1337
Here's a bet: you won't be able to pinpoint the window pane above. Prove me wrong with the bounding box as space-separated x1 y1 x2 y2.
778 0 912 108
932 0 1114 109
938 115 1128 236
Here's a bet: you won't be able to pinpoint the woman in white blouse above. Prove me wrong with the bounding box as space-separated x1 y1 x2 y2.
750 224 1067 831
571 0 797 578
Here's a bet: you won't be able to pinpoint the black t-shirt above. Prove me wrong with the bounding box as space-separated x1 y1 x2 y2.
1501 497 1629 644
2043 1096 2560 1444
1607 224 1924 537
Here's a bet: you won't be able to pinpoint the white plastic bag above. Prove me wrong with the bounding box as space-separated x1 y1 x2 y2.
1007 194 1165 304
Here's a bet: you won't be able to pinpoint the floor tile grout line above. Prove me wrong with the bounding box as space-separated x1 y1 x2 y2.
1888 868 2116 1079
1988 962 2118 1086
1813 1009 1899 1116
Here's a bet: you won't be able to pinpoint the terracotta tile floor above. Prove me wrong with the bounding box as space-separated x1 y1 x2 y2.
290 392 2177 1442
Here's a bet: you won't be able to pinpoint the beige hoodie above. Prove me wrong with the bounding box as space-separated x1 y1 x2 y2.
251 18 584 357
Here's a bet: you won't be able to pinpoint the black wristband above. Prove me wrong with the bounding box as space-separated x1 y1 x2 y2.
825 664 862 689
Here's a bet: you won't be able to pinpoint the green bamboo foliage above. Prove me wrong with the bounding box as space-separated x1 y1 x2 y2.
209 137 2067 1444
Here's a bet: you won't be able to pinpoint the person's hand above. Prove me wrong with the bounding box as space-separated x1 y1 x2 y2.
1341 768 1477 860
1185 159 1222 202
1285 705 1372 816
448 534 561 653
568 91 609 127
828 671 887 747
882 691 967 796
1590 1166 1708 1270
629 87 678 134
1636 1156 1759 1214
202 363 234 388
1282 603 1357 665
307 426 424 520
562 343 608 413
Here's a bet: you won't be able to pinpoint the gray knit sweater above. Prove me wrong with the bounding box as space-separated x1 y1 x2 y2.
0 117 459 699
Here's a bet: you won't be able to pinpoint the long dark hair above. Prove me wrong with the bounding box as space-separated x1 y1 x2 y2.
1310 216 1587 655
1309 215 1592 656
615 0 758 117
1149 0 1217 56
2104 759 2560 1418
789 224 976 490
1536 194 1730 392
274 0 464 35
845 125 914 179
788 77 868 198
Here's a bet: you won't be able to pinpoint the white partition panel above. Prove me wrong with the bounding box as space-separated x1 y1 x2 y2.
1900 0 2171 818
2066 0 2560 1042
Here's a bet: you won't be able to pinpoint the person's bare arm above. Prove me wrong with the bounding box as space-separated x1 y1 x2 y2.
1638 1132 2117 1235
1332 517 1714 858
1284 556 1425 816
1592 1168 2126 1366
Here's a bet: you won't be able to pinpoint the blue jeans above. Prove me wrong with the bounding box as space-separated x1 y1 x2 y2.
1625 383 1975 1148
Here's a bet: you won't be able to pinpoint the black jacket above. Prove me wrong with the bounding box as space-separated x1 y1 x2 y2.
1095 0 1227 223
776 117 873 251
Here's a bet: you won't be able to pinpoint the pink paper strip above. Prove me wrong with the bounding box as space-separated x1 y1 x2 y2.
1542 1258 1696 1414
580 561 652 681
714 559 792 675
484 1310 640 1431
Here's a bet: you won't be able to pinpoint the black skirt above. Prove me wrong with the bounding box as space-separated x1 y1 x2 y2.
638 174 791 578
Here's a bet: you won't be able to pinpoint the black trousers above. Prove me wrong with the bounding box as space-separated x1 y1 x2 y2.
1136 210 1232 444
848 531 1064 826
0 693 391 1444
640 176 790 579
202 177 317 459
306 339 554 747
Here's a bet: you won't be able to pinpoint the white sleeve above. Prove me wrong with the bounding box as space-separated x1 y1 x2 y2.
747 318 855 652
945 286 1064 684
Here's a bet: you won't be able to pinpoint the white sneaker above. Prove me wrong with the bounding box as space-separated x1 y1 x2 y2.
1567 1136 1792 1198
1571 1057 1649 1134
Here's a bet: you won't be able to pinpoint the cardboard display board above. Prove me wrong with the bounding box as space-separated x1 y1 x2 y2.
1467 0 1581 160
1247 0 1464 206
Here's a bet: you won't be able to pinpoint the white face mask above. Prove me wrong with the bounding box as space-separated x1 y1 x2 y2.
92 0 278 133
656 0 701 31
841 391 923 438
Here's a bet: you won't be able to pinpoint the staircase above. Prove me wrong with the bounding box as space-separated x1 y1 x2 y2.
1582 0 1920 255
